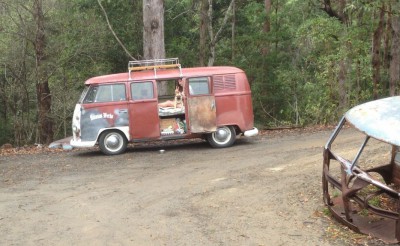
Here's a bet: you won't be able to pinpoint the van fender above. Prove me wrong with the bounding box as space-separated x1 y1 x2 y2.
96 126 130 143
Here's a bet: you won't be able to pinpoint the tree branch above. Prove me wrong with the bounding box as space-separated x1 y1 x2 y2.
211 0 234 45
321 0 345 23
207 0 234 66
97 0 136 61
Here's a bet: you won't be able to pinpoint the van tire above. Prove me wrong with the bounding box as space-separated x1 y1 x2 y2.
99 130 127 155
207 126 236 148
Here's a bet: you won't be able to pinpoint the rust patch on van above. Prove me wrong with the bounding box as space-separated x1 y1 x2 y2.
187 96 217 133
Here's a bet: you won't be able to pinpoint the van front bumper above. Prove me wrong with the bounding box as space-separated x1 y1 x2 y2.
243 127 259 137
70 139 96 148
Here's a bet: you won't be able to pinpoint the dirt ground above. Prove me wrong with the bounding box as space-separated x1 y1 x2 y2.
0 128 391 245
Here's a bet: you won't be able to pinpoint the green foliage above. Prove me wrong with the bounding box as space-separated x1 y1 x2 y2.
0 0 397 144
322 207 331 217
0 119 13 146
165 0 198 67
368 196 381 207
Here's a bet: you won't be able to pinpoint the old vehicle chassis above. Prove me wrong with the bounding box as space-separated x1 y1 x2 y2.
322 96 400 243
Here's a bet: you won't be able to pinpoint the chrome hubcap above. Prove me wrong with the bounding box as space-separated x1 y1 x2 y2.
215 128 229 141
105 134 121 150
212 127 232 145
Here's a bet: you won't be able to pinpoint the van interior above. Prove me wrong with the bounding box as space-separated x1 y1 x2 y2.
157 79 186 136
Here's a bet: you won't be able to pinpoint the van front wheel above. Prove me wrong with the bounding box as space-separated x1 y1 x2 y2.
99 131 127 155
207 126 236 148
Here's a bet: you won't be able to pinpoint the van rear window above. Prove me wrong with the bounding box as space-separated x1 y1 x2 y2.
188 77 210 95
83 84 126 103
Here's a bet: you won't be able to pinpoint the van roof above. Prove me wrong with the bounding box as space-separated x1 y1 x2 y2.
85 66 244 85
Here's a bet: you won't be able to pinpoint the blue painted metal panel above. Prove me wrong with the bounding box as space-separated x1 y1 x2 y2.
345 96 400 146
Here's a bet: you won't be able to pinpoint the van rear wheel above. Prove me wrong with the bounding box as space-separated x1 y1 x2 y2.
99 131 127 155
207 126 236 148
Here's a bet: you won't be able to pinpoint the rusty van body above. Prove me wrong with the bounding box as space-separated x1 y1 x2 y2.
323 96 400 243
70 58 258 155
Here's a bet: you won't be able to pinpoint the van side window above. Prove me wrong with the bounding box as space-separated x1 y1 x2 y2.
188 77 210 95
83 84 126 103
131 81 154 100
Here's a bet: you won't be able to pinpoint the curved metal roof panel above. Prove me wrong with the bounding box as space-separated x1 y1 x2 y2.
85 66 244 85
345 96 400 146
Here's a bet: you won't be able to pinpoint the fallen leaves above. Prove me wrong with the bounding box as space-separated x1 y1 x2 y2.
0 145 68 157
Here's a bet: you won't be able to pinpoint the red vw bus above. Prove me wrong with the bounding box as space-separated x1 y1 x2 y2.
70 58 258 155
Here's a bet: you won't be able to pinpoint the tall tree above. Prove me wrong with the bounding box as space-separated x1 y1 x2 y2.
262 0 271 56
207 0 234 66
199 0 209 66
143 0 165 59
372 4 386 99
320 0 348 113
33 0 53 144
390 5 399 96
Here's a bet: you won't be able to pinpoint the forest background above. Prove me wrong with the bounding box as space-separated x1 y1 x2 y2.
0 0 399 146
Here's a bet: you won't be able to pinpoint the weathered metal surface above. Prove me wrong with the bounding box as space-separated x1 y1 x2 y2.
187 96 217 133
323 96 400 243
328 196 398 244
128 99 160 139
345 96 400 146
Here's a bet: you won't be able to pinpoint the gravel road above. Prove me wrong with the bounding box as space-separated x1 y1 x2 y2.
0 128 383 245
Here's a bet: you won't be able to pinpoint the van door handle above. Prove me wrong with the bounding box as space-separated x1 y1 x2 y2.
119 109 128 113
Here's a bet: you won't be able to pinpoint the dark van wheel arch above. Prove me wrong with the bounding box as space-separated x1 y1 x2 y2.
207 126 236 148
98 130 127 155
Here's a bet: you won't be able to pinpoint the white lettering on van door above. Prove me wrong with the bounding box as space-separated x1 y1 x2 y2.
103 113 113 119
90 113 114 121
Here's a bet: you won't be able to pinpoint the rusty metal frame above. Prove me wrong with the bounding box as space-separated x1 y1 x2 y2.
323 96 400 243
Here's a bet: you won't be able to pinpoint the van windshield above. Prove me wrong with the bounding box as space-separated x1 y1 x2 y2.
78 86 89 103
83 84 126 103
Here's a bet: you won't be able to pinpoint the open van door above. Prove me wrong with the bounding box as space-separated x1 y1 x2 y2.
186 77 217 133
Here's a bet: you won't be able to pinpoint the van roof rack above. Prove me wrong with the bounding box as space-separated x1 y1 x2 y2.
128 58 182 79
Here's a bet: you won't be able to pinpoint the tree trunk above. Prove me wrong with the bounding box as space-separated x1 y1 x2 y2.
0 74 6 121
383 5 392 71
231 0 235 61
338 0 347 25
207 0 214 66
143 0 165 60
322 0 346 23
338 60 347 113
372 5 385 99
390 11 399 96
207 0 234 66
262 0 271 56
356 60 362 100
33 0 53 144
199 0 208 66
132 0 143 59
